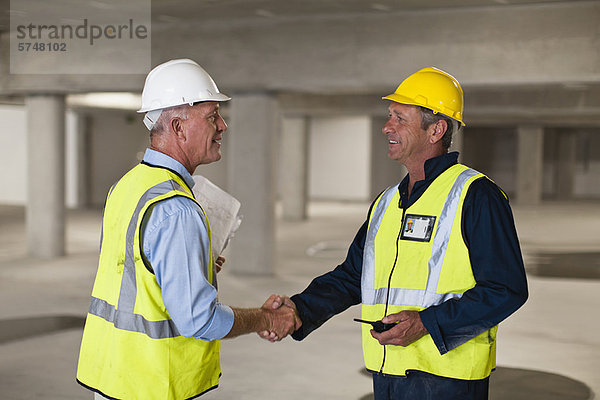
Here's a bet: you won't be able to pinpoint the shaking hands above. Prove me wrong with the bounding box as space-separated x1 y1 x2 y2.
259 294 302 342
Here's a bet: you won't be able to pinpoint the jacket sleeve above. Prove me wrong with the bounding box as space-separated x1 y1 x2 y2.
291 219 367 341
419 177 529 354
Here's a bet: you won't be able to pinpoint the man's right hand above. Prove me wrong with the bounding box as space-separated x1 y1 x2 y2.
259 294 301 342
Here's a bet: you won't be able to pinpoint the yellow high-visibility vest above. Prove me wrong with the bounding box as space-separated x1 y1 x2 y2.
77 163 221 399
361 164 497 380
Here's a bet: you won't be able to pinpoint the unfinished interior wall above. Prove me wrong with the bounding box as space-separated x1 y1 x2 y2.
308 116 371 202
87 109 148 206
462 127 517 197
0 105 27 205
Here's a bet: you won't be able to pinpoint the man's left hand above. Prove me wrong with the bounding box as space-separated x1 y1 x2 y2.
258 295 302 342
215 256 225 273
370 310 428 346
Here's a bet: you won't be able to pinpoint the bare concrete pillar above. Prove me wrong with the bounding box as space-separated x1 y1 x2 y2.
555 129 577 200
280 116 308 221
26 95 66 258
227 93 278 275
370 116 406 198
516 125 544 205
66 111 91 209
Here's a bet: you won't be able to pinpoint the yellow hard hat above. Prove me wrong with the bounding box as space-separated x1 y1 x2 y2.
382 67 465 126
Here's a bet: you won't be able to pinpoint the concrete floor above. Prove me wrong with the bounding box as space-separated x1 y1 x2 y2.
0 200 598 399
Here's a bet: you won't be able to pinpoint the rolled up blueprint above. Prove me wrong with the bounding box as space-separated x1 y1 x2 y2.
191 175 243 266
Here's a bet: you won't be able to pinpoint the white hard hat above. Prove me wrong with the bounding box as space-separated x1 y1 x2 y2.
138 59 231 130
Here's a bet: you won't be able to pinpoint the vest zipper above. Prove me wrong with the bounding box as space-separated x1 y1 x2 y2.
379 205 406 373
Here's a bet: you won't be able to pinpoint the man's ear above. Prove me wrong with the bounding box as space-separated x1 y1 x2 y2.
429 119 448 145
170 117 186 141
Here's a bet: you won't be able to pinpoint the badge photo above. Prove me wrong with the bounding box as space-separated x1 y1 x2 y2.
401 214 436 242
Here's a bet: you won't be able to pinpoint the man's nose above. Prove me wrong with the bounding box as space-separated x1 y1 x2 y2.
382 120 392 135
218 116 228 132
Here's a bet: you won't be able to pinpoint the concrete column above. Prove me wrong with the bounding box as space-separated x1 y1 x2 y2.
516 125 544 205
66 111 91 209
555 129 577 200
280 116 309 221
26 95 66 258
370 116 406 198
227 93 278 275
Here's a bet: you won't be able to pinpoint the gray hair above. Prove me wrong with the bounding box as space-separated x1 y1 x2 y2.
417 106 458 150
150 105 190 140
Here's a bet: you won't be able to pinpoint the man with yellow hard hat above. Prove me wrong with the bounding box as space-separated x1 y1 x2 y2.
263 67 528 399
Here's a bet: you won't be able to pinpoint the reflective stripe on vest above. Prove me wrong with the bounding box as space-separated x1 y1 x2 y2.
362 168 480 307
88 179 185 339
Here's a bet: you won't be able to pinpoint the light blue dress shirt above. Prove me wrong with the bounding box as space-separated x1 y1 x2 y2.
140 148 234 341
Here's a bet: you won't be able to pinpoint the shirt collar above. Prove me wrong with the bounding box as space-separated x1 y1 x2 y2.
142 148 196 189
423 151 459 180
397 151 460 208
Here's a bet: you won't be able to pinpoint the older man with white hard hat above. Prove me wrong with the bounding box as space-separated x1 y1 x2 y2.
76 59 300 400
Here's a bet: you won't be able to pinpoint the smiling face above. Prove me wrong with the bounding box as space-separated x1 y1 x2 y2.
182 101 227 167
382 102 431 166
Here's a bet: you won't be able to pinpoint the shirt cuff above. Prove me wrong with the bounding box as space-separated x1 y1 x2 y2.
419 308 448 355
197 303 235 341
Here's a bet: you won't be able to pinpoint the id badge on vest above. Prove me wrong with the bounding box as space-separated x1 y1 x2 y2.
401 214 436 242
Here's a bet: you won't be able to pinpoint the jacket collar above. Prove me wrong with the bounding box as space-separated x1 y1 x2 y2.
398 152 459 209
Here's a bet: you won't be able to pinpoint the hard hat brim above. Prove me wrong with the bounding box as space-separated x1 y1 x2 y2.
137 92 231 113
381 93 466 127
382 93 422 108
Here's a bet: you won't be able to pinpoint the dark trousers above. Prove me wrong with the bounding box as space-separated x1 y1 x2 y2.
373 370 489 400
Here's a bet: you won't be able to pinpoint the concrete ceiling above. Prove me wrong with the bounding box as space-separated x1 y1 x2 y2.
150 0 568 23
1 0 598 126
0 0 570 33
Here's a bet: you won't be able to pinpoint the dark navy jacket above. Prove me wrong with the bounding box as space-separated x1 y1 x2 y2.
291 152 528 357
